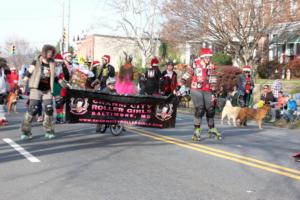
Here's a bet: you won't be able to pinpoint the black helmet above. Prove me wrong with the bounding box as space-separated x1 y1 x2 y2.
166 59 175 66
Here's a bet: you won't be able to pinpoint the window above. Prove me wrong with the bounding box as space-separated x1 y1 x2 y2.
291 0 298 15
296 43 300 56
289 43 294 55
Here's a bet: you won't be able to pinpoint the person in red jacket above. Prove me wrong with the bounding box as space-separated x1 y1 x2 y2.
6 66 19 91
160 60 177 96
181 48 221 141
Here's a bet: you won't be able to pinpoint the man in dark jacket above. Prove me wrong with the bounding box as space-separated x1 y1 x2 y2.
261 85 276 122
102 77 117 94
261 85 275 105
144 57 162 95
91 55 115 90
95 77 117 132
237 65 254 107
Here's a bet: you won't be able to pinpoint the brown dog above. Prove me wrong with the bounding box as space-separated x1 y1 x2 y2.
6 88 19 114
238 105 271 129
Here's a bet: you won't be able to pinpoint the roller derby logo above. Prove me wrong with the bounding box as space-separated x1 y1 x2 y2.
155 104 173 121
70 98 89 115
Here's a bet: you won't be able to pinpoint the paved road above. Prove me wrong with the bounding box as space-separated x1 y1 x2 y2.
1 102 300 200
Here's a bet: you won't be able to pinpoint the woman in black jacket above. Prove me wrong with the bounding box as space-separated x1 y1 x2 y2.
144 57 161 95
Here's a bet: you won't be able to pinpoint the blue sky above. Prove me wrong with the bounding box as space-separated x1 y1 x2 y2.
0 0 113 48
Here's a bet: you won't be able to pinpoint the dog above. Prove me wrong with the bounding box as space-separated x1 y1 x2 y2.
221 99 241 127
237 105 271 129
6 87 19 114
175 63 188 71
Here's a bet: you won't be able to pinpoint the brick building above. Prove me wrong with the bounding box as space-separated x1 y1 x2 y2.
74 34 160 69
261 0 300 63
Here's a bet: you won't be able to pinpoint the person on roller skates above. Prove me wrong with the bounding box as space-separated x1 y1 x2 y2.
181 48 221 141
20 45 57 140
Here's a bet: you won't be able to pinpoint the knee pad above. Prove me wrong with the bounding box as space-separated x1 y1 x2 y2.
195 107 205 118
45 104 54 115
206 107 215 118
55 97 65 109
28 105 39 116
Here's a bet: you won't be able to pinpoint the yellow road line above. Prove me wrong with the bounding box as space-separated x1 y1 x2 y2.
131 128 300 175
128 127 300 181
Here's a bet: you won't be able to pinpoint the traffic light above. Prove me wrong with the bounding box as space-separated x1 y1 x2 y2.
11 44 16 55
63 28 67 45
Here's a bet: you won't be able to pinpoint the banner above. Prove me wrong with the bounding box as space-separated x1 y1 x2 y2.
65 89 177 128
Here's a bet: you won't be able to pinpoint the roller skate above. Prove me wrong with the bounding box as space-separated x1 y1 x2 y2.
55 117 64 124
208 128 222 140
20 132 33 140
45 132 56 139
192 128 202 141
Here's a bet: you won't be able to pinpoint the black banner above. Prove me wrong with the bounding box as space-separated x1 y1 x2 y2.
65 89 177 128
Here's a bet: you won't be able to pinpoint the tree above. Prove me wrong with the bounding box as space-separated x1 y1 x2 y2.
162 0 294 68
107 0 162 67
216 66 242 92
2 37 35 70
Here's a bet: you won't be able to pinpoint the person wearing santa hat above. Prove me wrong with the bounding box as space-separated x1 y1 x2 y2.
62 52 74 78
160 59 177 96
144 57 162 95
91 55 115 90
53 54 69 124
6 66 19 92
237 65 254 108
181 48 221 141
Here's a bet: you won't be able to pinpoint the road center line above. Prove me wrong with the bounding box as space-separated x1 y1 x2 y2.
3 138 40 163
128 127 300 180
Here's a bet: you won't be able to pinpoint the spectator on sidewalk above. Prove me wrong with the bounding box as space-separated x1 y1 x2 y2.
283 95 297 122
271 79 282 102
236 65 254 107
261 85 276 122
277 91 284 109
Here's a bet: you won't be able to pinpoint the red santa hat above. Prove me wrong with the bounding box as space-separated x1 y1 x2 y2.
200 48 213 58
92 60 100 67
243 65 252 72
63 52 72 59
102 55 110 63
150 57 159 66
54 54 64 63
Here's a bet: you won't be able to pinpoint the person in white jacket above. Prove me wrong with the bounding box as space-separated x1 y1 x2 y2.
0 57 10 125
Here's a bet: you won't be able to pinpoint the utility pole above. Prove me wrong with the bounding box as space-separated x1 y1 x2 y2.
67 0 71 51
62 0 65 53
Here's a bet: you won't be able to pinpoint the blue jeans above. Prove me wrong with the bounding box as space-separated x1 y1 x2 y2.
283 110 294 121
